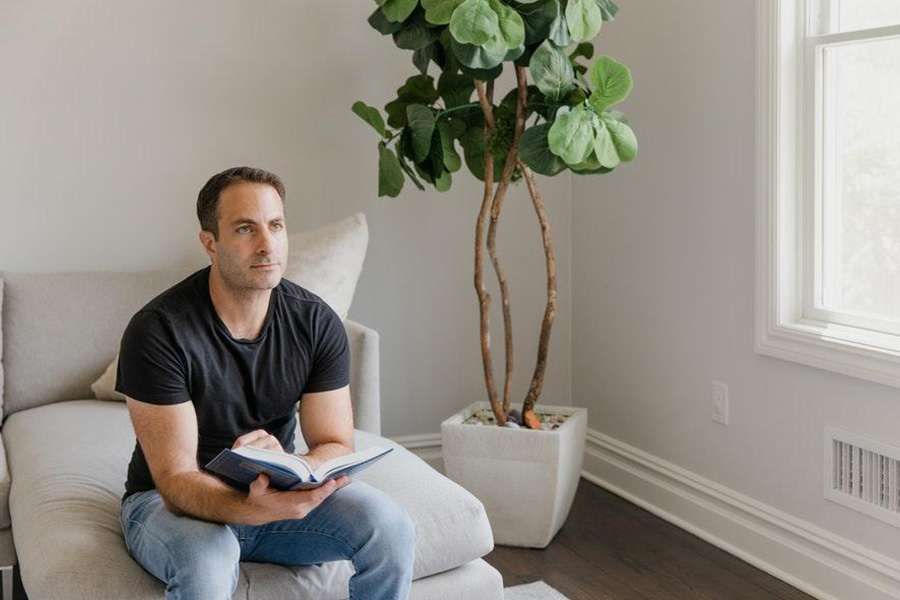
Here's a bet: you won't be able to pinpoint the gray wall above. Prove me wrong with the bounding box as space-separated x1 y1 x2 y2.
572 0 900 560
0 0 572 437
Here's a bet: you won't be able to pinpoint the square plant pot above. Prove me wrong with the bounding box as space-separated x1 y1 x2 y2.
441 401 587 548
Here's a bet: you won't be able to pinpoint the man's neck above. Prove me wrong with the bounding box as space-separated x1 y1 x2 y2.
208 268 272 341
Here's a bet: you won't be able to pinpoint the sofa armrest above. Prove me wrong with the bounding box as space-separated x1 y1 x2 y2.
343 319 381 436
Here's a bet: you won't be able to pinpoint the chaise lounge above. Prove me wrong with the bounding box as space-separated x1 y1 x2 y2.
0 238 503 599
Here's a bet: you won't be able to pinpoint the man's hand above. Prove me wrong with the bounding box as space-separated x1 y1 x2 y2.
233 429 284 453
244 473 351 524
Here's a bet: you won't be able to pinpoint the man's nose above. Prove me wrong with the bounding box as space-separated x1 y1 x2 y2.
257 228 275 255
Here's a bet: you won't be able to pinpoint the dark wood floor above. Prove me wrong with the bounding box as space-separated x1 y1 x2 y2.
484 478 815 600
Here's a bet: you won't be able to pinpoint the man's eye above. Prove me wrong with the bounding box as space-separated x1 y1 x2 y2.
238 226 252 233
272 223 284 231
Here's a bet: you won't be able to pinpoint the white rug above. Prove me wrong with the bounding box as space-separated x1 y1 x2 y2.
504 580 572 600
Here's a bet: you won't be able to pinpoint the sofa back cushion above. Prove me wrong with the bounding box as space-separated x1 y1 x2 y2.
0 279 4 420
0 269 193 420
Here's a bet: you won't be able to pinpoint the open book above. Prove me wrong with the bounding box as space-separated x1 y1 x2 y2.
205 444 393 491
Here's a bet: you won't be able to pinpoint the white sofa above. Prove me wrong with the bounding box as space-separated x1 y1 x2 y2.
0 269 503 599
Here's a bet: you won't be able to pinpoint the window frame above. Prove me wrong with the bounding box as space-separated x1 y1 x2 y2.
756 0 900 388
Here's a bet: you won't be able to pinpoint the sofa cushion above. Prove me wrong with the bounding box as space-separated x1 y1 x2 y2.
0 432 9 530
283 212 368 321
5 400 494 600
0 278 4 418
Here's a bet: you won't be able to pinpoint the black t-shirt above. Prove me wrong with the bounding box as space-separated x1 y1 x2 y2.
116 266 351 501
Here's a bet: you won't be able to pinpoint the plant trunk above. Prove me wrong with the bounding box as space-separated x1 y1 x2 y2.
517 159 557 424
474 70 556 430
473 80 503 425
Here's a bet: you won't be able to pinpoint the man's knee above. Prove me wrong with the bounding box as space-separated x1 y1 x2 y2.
355 488 416 567
166 534 241 597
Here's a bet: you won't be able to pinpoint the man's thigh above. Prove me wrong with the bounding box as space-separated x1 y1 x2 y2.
119 490 242 584
240 479 415 567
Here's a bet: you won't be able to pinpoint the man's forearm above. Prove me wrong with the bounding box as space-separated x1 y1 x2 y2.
159 471 264 525
303 441 354 470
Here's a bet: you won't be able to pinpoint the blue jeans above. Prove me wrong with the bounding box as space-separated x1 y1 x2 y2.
119 479 416 600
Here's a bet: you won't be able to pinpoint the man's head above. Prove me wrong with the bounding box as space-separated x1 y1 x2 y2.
197 166 288 292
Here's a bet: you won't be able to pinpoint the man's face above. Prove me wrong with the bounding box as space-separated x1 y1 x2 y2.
204 182 288 291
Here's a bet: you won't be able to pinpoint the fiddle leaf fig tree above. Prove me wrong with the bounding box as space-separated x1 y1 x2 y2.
352 0 637 429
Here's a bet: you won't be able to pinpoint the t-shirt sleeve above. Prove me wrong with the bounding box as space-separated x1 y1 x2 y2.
303 302 351 394
115 310 191 405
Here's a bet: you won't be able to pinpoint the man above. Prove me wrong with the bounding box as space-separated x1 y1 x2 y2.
116 166 415 600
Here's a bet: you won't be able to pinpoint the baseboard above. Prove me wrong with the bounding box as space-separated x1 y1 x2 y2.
393 427 900 599
583 428 900 600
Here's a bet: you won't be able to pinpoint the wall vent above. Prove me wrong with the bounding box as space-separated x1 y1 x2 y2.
824 425 900 528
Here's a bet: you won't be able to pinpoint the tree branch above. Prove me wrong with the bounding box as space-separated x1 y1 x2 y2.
473 79 503 424
517 159 557 429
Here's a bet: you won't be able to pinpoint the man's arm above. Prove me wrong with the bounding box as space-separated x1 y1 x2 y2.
298 385 355 471
126 396 348 526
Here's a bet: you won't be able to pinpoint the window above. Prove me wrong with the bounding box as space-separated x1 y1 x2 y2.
757 0 900 387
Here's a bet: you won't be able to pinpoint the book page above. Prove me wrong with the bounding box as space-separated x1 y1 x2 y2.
234 446 313 480
313 446 389 479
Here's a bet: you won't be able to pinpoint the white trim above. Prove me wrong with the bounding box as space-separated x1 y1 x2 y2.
583 427 900 600
756 0 900 389
390 432 443 464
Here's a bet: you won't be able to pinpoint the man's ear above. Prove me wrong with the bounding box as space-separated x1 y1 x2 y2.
199 230 217 260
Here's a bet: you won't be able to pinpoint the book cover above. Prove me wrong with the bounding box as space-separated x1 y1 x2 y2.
204 445 393 491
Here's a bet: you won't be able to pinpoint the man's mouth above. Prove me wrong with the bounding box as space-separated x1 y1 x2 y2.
251 263 278 270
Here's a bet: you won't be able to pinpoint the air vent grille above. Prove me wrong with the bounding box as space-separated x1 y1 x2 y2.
825 426 900 527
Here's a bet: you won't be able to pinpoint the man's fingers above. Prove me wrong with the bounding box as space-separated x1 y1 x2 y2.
249 473 269 494
233 429 269 449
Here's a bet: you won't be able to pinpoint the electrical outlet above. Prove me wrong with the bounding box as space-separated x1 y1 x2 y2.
711 381 729 426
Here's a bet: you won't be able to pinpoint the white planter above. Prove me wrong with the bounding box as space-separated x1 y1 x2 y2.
440 401 588 548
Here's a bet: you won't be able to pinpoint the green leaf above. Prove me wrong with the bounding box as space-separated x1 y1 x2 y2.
569 149 614 174
592 119 619 168
382 0 419 23
399 74 440 104
529 40 575 101
422 0 467 24
368 7 405 34
437 121 462 172
547 105 595 164
438 72 475 108
450 0 499 46
548 11 570 47
600 112 637 161
511 0 558 45
518 123 567 176
459 126 503 181
435 168 453 191
412 44 435 75
378 142 405 198
565 0 602 43
569 42 594 61
589 56 632 111
385 99 409 129
451 37 506 69
488 0 525 50
595 0 619 21
394 21 442 50
459 61 503 80
352 101 389 139
407 104 437 163
396 148 427 190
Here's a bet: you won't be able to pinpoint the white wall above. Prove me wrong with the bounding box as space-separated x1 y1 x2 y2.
0 0 572 437
573 0 900 570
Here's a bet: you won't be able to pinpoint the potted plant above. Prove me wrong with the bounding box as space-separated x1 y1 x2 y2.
352 0 636 547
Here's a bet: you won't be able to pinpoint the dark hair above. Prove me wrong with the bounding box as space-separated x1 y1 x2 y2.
197 166 286 239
